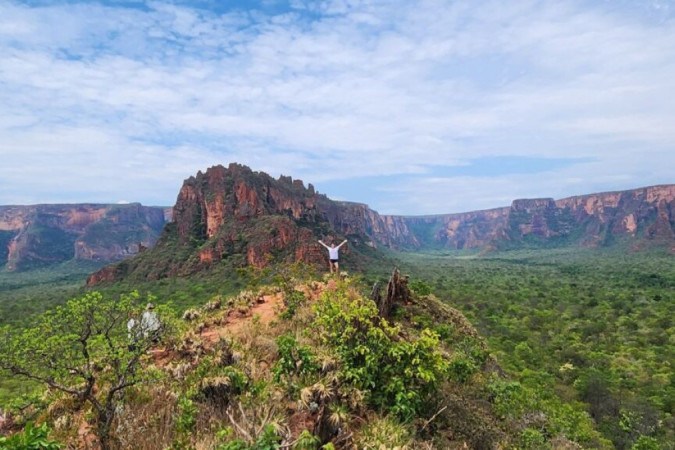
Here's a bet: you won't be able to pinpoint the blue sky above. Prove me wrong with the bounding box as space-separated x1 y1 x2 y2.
0 0 673 214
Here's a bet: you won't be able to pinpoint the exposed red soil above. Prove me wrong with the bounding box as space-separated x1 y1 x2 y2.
199 292 284 345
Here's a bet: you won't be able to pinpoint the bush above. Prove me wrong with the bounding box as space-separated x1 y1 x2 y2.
216 424 281 450
448 355 478 383
631 436 661 450
0 422 62 450
519 428 548 449
175 396 197 434
356 416 412 449
313 285 448 420
409 280 432 296
273 334 318 383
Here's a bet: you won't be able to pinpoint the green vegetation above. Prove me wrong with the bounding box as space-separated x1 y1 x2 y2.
313 285 448 421
0 260 104 327
398 247 675 449
0 422 62 450
1 268 581 448
1 241 672 448
0 291 179 450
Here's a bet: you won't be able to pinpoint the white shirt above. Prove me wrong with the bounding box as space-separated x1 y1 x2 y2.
329 247 339 259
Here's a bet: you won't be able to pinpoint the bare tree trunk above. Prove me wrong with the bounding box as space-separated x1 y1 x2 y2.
375 267 411 319
96 404 116 450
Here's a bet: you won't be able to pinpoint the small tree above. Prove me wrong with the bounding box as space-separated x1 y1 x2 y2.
0 291 175 450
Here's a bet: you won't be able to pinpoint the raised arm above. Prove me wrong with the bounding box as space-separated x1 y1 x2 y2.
336 239 348 249
318 240 330 249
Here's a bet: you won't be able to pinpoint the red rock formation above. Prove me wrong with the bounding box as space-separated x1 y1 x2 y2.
88 164 384 284
85 265 119 285
0 203 167 271
386 185 675 250
85 163 675 286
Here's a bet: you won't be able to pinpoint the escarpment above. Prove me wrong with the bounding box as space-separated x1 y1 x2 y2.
86 163 675 285
0 203 167 271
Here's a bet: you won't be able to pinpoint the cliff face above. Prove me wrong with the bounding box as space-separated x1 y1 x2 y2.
0 203 167 271
86 163 674 285
554 185 675 246
386 207 510 250
383 185 675 251
88 164 393 284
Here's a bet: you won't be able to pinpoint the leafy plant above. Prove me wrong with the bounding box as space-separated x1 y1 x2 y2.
0 422 62 450
313 284 448 420
448 355 478 383
175 395 198 434
293 429 320 450
273 334 318 383
0 291 177 450
409 279 432 296
216 424 281 450
356 416 412 449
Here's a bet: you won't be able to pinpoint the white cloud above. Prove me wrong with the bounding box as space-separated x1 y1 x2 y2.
0 0 673 213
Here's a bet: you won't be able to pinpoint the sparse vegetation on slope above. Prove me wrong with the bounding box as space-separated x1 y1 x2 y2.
1 265 610 449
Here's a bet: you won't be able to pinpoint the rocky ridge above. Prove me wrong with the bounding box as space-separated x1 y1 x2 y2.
87 164 394 284
86 164 673 285
0 203 168 271
386 184 675 250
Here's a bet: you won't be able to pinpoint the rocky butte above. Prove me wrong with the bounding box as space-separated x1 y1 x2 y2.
0 203 168 271
87 164 397 284
87 164 674 285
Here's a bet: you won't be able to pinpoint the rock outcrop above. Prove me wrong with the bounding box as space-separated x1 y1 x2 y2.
86 164 675 285
0 203 167 271
87 164 394 284
383 185 675 251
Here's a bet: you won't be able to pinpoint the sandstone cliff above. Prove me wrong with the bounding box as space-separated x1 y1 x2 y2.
382 185 675 251
0 203 167 271
87 164 395 284
86 164 674 285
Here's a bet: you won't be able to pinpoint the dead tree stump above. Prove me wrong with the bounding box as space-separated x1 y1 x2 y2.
374 267 411 319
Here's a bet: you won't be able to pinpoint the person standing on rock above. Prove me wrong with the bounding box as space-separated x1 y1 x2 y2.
318 239 348 274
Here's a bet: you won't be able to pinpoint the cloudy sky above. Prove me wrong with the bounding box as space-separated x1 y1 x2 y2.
0 0 673 214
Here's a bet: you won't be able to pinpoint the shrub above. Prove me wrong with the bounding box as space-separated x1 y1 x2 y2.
519 428 548 449
175 395 197 434
448 355 478 383
182 308 201 321
356 416 412 449
631 436 661 450
294 430 320 450
273 334 318 383
216 424 281 450
313 286 448 421
280 290 306 320
487 379 531 419
0 422 62 450
409 280 432 296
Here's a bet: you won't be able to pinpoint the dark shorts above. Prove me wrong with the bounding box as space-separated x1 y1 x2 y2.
330 259 339 263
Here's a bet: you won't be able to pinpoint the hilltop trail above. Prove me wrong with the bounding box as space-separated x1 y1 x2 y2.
199 279 333 346
148 279 334 369
200 292 283 344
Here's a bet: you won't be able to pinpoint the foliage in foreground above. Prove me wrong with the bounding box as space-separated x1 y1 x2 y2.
313 284 449 420
0 422 62 450
0 290 179 450
0 262 629 448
